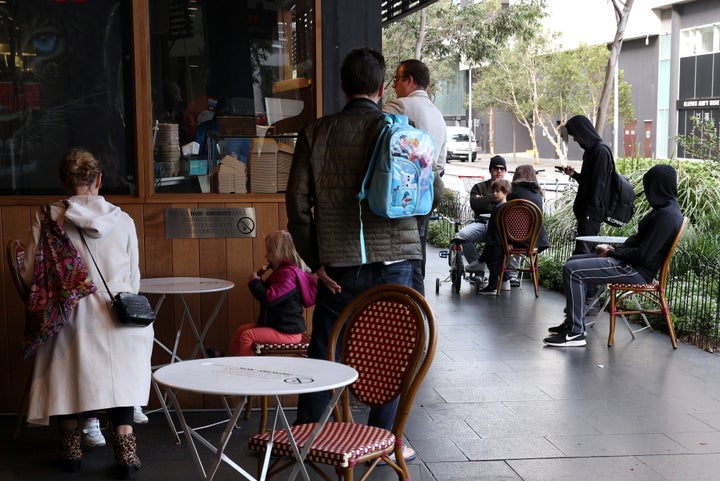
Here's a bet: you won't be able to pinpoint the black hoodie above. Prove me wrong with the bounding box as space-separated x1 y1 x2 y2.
565 115 614 222
608 164 683 282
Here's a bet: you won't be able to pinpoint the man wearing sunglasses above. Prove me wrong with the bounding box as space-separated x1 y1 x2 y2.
383 59 446 295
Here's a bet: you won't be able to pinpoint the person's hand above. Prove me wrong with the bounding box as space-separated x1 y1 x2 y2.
317 265 341 294
595 244 613 257
562 166 575 176
250 264 269 282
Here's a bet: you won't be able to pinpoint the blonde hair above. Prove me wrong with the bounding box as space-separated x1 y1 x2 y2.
491 178 512 194
265 230 309 272
58 148 102 192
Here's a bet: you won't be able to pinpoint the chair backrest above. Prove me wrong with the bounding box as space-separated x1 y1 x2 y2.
328 284 436 433
495 199 543 252
657 216 688 288
6 239 29 301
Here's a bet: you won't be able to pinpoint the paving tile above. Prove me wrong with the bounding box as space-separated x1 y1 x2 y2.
667 431 720 453
427 460 523 481
547 433 688 457
508 456 664 481
457 436 564 460
411 438 468 462
437 384 553 404
582 412 716 435
638 453 720 480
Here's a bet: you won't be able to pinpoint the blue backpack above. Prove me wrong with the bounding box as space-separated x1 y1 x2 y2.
357 113 435 262
358 113 436 218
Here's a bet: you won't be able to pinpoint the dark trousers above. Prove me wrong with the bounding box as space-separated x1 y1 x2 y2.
295 261 413 430
412 215 430 295
573 217 603 255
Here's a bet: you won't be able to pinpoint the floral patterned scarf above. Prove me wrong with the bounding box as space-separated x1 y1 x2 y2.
21 204 96 358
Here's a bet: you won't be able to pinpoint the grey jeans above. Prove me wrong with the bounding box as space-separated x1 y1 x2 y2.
563 253 647 334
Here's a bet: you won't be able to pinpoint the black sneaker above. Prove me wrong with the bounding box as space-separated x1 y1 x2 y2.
543 331 587 347
547 322 569 334
478 286 497 296
509 277 521 287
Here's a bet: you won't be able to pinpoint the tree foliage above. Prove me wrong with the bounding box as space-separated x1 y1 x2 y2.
674 114 720 163
472 39 634 161
382 0 545 97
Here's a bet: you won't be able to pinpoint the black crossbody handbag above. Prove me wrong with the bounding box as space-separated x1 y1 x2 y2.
78 228 155 326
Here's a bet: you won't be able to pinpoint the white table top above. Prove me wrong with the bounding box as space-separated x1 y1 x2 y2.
153 357 358 397
140 277 235 295
576 235 628 244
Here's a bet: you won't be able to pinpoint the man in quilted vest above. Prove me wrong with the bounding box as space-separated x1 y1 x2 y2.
286 47 421 461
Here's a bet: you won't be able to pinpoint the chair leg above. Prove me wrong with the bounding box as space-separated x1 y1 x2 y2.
259 396 269 434
496 254 508 296
661 294 678 349
608 289 617 347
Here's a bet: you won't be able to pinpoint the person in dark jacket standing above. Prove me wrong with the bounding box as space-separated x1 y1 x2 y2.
229 230 316 356
286 47 421 462
544 165 683 347
560 115 614 254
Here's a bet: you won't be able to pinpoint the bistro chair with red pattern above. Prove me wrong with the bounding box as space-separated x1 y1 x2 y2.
248 283 437 481
495 199 544 297
608 217 688 349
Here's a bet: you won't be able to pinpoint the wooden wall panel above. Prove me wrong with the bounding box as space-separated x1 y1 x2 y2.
0 199 293 412
1 206 33 414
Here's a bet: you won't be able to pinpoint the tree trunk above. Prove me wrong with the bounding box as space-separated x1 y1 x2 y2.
489 107 495 156
415 9 426 60
595 0 634 135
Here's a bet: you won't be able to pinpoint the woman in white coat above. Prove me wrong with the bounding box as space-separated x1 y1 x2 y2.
21 148 153 479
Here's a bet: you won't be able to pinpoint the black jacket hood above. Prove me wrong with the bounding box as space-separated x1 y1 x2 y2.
565 115 603 151
643 164 678 209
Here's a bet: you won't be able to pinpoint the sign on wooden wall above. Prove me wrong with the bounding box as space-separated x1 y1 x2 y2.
165 208 257 239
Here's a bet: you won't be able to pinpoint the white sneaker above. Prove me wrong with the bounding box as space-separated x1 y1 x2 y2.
133 406 149 424
501 280 511 291
82 417 106 447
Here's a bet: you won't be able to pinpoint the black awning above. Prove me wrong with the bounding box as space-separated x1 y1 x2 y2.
381 0 441 26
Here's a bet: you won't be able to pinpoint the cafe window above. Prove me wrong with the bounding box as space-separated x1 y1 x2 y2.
0 0 135 196
149 0 316 194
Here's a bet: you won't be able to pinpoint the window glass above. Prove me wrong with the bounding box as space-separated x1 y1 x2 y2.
149 0 315 194
0 1 134 195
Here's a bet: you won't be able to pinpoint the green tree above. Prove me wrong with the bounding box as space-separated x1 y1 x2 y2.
382 0 545 97
473 40 634 162
674 114 720 163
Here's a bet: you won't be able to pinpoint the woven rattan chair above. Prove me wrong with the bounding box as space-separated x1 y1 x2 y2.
6 239 30 440
495 199 543 297
608 217 688 349
248 284 437 481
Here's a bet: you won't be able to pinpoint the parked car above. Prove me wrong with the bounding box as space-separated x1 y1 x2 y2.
446 126 479 162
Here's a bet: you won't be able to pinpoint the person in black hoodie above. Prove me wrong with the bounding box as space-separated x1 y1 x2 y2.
544 164 684 347
560 115 615 254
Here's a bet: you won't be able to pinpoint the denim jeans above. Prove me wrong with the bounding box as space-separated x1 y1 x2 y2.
457 220 488 264
295 260 413 430
563 253 646 334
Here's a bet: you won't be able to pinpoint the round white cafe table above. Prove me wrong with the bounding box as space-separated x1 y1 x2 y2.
576 235 628 244
140 277 235 443
154 357 358 481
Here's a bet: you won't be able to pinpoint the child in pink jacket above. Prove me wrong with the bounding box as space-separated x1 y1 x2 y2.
230 230 317 356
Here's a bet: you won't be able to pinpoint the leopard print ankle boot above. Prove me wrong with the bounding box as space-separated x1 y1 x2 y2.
56 428 82 472
111 432 141 479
